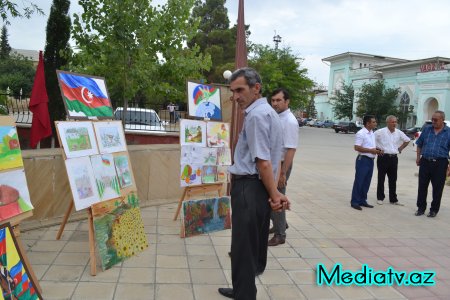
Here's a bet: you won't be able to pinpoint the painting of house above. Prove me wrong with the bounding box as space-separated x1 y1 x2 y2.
0 125 23 171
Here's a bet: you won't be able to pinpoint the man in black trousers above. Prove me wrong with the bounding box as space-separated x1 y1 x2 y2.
415 110 450 217
218 68 290 300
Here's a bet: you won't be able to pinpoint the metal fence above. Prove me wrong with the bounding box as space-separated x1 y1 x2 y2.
3 94 184 133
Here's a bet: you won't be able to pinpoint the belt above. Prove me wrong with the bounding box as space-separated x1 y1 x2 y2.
358 155 374 160
382 154 397 158
232 174 259 180
422 157 448 162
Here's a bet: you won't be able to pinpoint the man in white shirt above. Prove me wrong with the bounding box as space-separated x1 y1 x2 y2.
268 88 299 247
375 115 410 205
351 115 382 210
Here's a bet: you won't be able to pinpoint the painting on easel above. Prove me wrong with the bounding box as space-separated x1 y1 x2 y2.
0 123 23 171
0 223 42 299
56 121 98 159
113 153 135 190
0 169 33 221
180 164 202 187
187 81 222 121
206 121 230 148
181 196 231 237
90 154 121 201
180 119 206 147
92 192 148 270
93 121 127 154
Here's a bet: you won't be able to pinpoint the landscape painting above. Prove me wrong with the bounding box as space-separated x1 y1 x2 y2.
92 192 148 270
180 164 202 187
64 156 100 211
187 81 222 121
216 147 232 166
0 223 42 300
207 122 230 147
113 153 134 189
90 154 121 201
57 70 113 119
182 196 231 238
202 165 217 184
180 145 203 165
0 169 33 221
56 121 98 159
180 119 206 147
93 121 127 154
0 125 23 171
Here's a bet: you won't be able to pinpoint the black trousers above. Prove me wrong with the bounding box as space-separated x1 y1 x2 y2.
376 155 398 202
231 177 270 300
417 158 449 213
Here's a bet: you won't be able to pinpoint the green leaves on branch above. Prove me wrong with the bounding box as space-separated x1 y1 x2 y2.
0 1 44 24
331 82 354 120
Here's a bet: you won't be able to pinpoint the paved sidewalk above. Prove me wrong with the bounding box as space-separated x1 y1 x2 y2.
21 127 450 299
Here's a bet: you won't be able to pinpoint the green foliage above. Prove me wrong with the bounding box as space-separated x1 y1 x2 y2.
71 0 211 107
0 53 35 95
356 80 400 123
249 45 314 109
331 82 354 120
0 1 44 25
44 0 71 126
0 25 11 59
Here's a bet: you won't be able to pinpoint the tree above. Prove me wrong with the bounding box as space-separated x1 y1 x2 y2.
44 0 71 129
356 80 400 123
331 82 354 120
0 25 11 59
249 45 314 109
72 0 210 107
0 53 35 96
0 1 44 24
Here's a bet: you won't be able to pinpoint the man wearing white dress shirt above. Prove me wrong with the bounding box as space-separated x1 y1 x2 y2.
351 115 382 210
375 115 410 205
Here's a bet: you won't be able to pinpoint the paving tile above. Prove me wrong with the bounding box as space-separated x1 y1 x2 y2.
26 251 59 265
155 268 191 283
258 269 293 285
71 282 115 300
31 264 49 280
80 266 120 282
186 244 217 256
39 281 77 300
190 268 227 284
288 270 316 285
42 265 85 281
157 241 186 256
122 247 156 268
365 285 407 299
298 284 340 299
156 255 188 268
53 251 90 266
115 283 154 300
188 255 221 268
155 284 194 300
30 240 67 252
332 285 375 299
277 257 310 270
119 267 155 284
266 284 306 299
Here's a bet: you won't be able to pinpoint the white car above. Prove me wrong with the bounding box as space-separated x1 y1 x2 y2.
114 107 167 131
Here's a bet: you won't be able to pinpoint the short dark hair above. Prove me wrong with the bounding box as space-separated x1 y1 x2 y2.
271 88 290 101
363 115 375 126
229 67 262 87
435 110 446 119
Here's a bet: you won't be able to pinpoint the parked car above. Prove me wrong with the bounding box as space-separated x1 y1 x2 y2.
403 126 421 140
313 120 324 127
320 120 335 128
114 107 167 131
333 121 359 133
307 119 316 127
296 117 304 127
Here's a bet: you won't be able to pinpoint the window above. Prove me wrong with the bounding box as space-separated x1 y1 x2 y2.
400 92 410 113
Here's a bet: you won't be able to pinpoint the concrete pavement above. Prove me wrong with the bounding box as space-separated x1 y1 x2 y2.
21 126 450 299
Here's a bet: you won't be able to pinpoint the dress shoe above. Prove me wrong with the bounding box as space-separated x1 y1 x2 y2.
351 204 362 210
377 200 383 205
269 223 288 234
218 288 234 299
390 202 404 206
361 203 374 208
427 211 437 218
228 251 231 258
255 269 264 276
415 210 424 216
268 235 285 246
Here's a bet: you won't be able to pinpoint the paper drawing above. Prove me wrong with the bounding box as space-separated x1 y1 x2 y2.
216 166 229 183
201 147 217 165
93 121 127 154
56 121 98 159
180 164 202 187
113 154 134 189
65 156 100 210
217 147 232 166
207 122 230 147
180 119 207 147
202 165 217 184
187 81 222 120
92 192 148 270
0 223 42 299
90 154 121 201
0 169 33 221
182 196 231 237
180 145 203 165
0 126 23 171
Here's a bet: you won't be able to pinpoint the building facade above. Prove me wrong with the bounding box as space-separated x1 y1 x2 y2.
315 52 450 128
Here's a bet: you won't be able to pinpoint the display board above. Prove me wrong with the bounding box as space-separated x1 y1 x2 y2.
186 81 222 121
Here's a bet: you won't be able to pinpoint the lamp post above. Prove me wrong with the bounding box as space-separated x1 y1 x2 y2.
223 70 232 84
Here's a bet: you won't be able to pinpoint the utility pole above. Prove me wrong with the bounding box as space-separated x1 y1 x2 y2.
273 31 281 50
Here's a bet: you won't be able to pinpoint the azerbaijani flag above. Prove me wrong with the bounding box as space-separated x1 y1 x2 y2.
58 72 113 117
192 84 218 105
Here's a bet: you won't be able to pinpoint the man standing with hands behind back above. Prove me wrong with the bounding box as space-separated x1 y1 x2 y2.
218 68 290 300
375 115 410 206
415 110 450 218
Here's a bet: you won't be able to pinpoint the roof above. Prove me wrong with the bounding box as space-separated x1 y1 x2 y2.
11 48 39 62
372 56 450 71
323 51 408 63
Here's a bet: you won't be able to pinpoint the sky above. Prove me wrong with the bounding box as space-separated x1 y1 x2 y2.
7 0 450 87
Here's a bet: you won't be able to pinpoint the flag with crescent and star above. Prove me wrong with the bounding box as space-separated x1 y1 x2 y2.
57 71 113 118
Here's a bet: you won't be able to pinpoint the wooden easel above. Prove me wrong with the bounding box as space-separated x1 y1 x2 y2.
1 211 43 295
56 202 97 276
173 182 224 221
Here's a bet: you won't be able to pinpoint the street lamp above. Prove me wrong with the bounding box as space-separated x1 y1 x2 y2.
223 70 232 83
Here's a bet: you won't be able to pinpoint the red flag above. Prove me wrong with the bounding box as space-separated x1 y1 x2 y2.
29 51 52 148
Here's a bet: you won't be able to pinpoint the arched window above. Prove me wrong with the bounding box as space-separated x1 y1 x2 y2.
400 92 410 113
